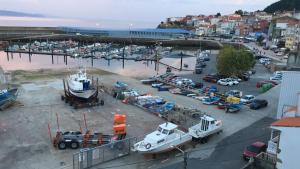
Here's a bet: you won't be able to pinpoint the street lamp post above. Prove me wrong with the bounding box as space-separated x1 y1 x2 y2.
171 145 188 169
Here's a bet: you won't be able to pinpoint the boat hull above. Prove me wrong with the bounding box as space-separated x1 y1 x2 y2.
68 89 97 101
134 134 192 154
0 88 18 109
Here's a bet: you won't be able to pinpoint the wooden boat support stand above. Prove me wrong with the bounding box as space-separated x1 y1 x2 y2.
61 77 104 109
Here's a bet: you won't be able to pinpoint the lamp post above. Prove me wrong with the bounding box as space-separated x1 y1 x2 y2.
129 23 133 43
171 145 188 169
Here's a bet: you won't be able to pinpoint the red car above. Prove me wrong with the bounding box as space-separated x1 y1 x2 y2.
256 80 278 88
202 75 218 83
243 141 267 160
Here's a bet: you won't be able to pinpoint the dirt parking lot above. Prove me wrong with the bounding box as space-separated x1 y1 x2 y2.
0 68 164 169
0 67 279 169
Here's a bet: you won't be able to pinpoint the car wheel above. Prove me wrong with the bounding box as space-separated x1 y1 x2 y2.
58 141 67 150
70 141 79 149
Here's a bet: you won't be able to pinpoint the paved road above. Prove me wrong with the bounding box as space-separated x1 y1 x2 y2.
243 42 287 63
162 117 274 169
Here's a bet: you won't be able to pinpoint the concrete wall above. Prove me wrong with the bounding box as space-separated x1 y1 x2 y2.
277 71 300 118
272 126 300 169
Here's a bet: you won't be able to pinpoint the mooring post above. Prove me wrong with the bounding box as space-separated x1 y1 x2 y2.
122 42 125 69
51 48 54 64
180 53 183 71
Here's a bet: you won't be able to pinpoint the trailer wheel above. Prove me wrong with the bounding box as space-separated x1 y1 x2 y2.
70 141 79 149
58 141 67 150
100 100 104 106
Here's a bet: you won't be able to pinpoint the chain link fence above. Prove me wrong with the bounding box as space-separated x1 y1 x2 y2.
73 137 137 169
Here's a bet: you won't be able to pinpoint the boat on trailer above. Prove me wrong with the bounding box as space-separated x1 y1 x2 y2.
133 115 222 154
132 122 192 154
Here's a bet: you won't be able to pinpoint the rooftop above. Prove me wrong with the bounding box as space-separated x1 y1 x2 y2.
159 122 178 130
271 117 300 127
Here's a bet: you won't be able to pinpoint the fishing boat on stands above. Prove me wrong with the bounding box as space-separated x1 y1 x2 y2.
67 70 97 101
0 88 18 110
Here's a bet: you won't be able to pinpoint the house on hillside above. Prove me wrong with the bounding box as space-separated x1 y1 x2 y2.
268 16 300 40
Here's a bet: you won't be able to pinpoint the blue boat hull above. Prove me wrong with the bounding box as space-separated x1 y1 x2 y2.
0 88 18 108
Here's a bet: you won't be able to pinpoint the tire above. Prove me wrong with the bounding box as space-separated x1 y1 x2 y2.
145 143 151 149
58 141 67 150
70 141 79 149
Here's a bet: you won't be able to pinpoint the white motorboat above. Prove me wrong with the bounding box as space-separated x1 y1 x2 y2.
133 115 222 154
188 115 222 139
132 122 192 154
67 70 97 100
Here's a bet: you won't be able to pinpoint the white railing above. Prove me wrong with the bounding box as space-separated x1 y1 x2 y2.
256 152 277 164
267 135 279 155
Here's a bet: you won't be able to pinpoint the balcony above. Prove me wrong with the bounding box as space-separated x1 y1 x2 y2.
254 152 277 169
267 135 279 155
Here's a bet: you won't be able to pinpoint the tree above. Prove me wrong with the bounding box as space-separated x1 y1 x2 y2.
264 0 300 13
217 46 255 76
234 10 243 16
215 12 221 17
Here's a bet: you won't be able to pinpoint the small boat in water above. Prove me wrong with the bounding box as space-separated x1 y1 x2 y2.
0 88 18 110
67 70 97 100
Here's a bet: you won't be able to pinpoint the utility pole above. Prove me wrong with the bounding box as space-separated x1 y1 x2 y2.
171 145 188 169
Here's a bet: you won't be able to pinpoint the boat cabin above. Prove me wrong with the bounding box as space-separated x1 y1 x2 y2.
200 115 219 131
157 122 177 135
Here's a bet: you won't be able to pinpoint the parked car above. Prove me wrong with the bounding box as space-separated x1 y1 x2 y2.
195 67 203 74
250 99 268 110
151 83 164 88
270 75 282 81
243 141 267 160
240 95 255 104
217 78 239 86
259 58 271 64
225 90 242 98
256 80 279 88
202 96 221 105
203 75 218 83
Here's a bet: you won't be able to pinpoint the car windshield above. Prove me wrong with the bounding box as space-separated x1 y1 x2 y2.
247 145 261 153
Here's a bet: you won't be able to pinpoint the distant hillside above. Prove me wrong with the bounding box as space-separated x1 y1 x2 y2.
0 10 44 17
264 0 300 13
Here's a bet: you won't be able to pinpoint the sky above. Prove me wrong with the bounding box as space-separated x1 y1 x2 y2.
0 0 279 28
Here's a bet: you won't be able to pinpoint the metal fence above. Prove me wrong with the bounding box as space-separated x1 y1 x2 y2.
73 137 137 169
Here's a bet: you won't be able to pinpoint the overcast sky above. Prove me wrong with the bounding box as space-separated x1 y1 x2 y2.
0 0 279 28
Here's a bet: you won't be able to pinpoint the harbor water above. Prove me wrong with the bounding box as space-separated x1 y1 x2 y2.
0 51 196 78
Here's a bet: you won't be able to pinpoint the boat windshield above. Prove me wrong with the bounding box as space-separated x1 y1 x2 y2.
162 129 169 135
157 127 162 132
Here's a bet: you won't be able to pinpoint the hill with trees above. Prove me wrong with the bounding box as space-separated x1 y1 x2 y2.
264 0 300 13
